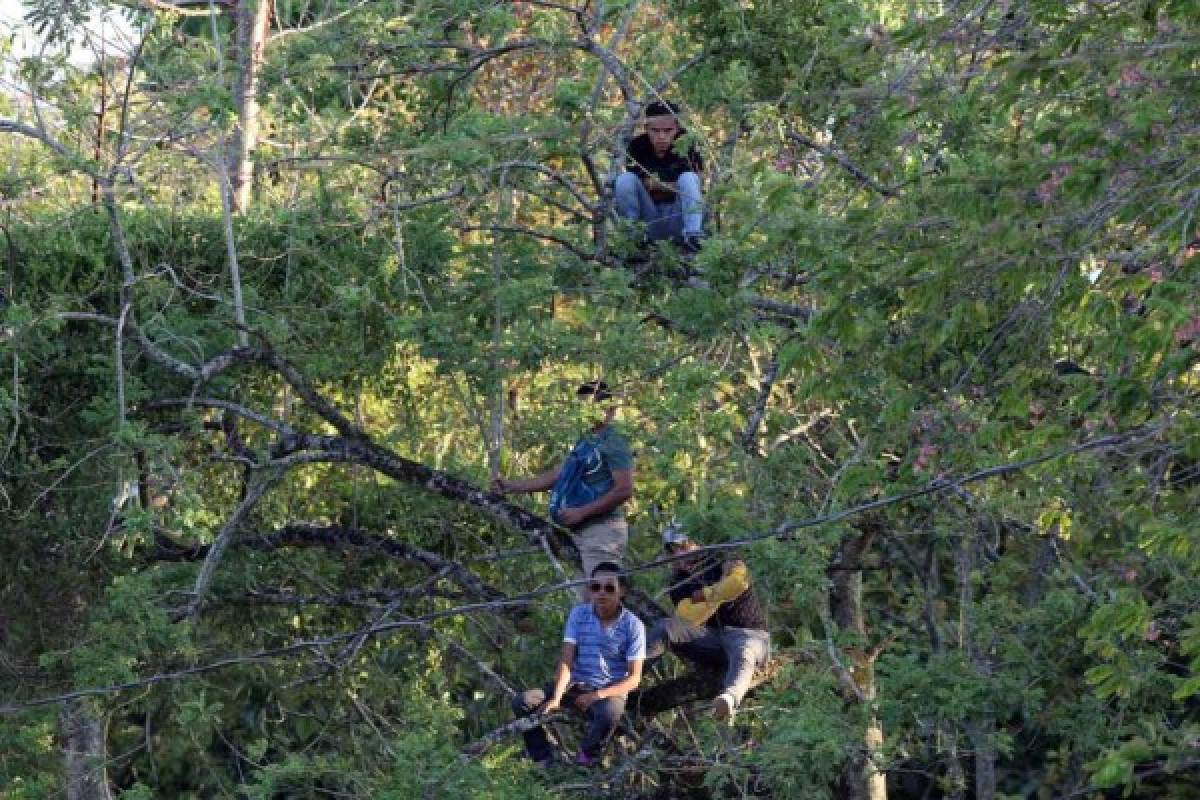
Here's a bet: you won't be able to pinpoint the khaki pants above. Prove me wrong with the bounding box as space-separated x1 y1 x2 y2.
573 516 628 601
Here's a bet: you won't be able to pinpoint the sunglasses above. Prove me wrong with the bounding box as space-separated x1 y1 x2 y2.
589 581 619 594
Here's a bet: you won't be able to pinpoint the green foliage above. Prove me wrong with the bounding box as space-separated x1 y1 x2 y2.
749 664 859 799
0 710 60 798
1 0 1199 797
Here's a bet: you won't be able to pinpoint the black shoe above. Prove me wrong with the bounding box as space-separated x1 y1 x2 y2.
680 233 705 255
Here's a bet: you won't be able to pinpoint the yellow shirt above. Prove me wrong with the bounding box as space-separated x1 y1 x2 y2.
673 562 751 627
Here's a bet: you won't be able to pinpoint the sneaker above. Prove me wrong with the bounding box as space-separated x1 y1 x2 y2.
680 233 705 255
624 249 651 267
574 749 596 767
532 757 555 770
713 692 736 723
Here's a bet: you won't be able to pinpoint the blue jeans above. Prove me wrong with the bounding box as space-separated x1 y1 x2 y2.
646 621 769 708
614 171 703 242
511 683 627 761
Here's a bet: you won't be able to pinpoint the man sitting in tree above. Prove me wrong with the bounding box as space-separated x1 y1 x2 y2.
614 100 705 254
510 562 646 767
646 523 770 722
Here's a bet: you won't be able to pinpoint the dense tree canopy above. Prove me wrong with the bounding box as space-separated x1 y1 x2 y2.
1 0 1198 797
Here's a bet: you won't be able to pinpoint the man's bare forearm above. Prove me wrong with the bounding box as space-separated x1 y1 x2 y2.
596 663 642 699
498 466 559 494
548 661 572 704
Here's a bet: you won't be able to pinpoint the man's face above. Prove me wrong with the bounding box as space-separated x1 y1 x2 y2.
646 116 680 157
589 571 622 616
577 395 611 428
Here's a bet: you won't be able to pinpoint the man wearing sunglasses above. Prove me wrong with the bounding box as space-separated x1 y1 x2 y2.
510 562 646 767
647 523 769 723
492 380 635 599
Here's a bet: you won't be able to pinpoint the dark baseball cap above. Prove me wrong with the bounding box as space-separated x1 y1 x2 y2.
576 380 613 402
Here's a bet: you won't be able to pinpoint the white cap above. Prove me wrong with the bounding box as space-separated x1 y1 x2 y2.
662 519 690 546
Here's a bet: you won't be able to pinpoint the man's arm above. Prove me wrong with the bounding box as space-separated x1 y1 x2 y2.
696 560 751 604
555 468 633 527
600 658 643 698
575 659 643 710
643 174 676 196
539 642 576 714
492 464 561 495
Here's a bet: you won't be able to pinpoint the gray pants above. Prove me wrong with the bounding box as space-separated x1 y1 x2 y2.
647 620 770 708
573 516 628 601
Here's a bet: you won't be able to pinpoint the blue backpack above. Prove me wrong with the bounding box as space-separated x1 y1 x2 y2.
548 438 613 524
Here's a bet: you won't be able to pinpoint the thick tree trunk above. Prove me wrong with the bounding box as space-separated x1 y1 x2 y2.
60 699 110 800
958 530 997 800
968 718 997 800
229 0 272 212
831 529 888 800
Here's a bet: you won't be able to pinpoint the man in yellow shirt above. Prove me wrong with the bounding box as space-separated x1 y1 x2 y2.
646 524 770 722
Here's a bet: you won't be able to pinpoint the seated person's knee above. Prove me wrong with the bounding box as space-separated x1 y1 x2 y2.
512 691 536 716
615 172 641 192
591 698 621 725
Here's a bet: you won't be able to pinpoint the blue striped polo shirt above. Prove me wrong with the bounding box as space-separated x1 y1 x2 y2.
562 603 646 689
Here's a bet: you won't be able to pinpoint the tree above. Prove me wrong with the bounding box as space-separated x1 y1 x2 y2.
1 0 1198 797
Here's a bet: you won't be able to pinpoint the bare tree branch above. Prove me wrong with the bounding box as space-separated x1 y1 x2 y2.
145 397 295 437
786 129 898 197
184 467 284 618
0 119 89 169
741 349 781 453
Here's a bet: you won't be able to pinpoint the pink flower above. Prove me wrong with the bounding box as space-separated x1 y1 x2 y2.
914 444 938 471
1036 178 1058 203
1175 316 1200 345
1120 64 1147 87
1036 165 1072 203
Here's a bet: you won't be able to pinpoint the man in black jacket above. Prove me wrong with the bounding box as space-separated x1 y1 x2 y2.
646 523 770 722
614 101 705 253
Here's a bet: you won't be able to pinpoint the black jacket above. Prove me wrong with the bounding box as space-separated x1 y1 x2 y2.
668 554 768 632
626 132 704 184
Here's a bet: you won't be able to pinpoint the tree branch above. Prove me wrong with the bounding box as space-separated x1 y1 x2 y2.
144 397 295 438
0 119 90 170
740 349 781 453
183 467 284 618
786 129 898 197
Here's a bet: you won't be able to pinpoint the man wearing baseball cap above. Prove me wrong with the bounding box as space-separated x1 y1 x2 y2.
647 521 770 722
492 380 635 599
